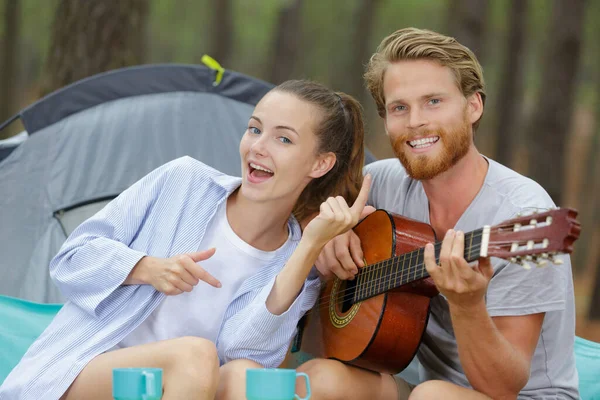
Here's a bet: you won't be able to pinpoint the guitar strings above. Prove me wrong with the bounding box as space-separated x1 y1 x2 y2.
315 221 532 306
309 234 554 316
304 222 542 316
302 242 485 317
318 229 486 303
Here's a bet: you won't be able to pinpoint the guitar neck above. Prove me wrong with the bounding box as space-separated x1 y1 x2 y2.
352 228 484 303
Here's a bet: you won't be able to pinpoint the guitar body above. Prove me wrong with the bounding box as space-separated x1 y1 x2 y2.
298 206 581 375
300 210 439 375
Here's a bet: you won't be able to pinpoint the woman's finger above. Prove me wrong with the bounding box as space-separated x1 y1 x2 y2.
184 257 222 288
171 278 194 293
326 196 345 221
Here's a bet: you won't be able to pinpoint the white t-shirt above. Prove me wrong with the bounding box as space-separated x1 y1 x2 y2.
114 200 295 348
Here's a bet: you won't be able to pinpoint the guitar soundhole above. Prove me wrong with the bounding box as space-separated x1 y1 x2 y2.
339 279 357 313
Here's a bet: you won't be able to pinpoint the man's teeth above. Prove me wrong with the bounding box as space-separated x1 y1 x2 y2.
409 137 439 148
250 163 273 173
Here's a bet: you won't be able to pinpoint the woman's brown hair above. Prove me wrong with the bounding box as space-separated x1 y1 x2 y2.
274 80 366 223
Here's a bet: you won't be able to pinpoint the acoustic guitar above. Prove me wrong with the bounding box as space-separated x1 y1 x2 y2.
294 208 581 375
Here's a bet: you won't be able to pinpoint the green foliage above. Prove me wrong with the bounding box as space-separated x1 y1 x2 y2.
228 0 280 81
1 0 598 119
148 0 211 63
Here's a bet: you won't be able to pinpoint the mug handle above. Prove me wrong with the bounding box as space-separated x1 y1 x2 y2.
295 372 311 400
142 371 156 399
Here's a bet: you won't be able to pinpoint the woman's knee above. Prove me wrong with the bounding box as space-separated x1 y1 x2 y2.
217 359 262 400
220 359 262 379
296 359 348 397
167 336 219 373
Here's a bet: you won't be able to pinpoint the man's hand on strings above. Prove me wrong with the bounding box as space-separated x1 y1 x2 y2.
423 229 494 311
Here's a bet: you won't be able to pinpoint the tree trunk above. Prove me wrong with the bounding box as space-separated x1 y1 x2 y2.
525 0 586 205
587 148 600 319
584 30 600 318
208 0 233 68
342 0 380 103
268 0 304 84
493 0 528 167
573 3 600 277
40 0 149 97
0 0 20 127
445 0 489 60
590 258 600 320
131 0 149 65
585 137 600 284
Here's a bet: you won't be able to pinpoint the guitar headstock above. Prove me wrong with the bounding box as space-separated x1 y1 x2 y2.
486 208 581 269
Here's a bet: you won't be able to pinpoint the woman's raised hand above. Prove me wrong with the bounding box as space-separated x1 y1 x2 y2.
125 248 222 295
302 174 372 248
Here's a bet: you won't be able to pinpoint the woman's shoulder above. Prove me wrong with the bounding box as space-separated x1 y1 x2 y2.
156 156 236 189
138 156 234 203
164 156 225 178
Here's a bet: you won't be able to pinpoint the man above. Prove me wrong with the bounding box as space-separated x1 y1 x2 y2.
296 28 578 399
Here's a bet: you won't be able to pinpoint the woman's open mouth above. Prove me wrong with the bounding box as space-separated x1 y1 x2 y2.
248 162 274 183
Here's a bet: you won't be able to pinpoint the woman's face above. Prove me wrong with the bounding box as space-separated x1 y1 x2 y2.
238 90 334 206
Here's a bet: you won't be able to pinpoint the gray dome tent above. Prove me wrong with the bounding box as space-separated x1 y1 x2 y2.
0 64 376 304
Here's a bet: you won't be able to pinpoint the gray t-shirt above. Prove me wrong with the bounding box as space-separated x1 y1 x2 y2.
365 156 578 399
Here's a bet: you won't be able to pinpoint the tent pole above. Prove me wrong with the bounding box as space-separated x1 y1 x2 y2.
0 113 21 134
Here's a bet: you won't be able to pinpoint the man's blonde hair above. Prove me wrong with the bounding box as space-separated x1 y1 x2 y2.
364 27 486 129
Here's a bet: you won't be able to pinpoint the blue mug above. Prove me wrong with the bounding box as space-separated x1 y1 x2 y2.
112 367 163 400
246 368 311 400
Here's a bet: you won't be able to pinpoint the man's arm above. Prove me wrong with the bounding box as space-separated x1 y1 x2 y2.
450 300 544 399
424 229 545 399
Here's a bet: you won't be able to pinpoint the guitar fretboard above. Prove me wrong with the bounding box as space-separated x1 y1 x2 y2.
352 228 484 304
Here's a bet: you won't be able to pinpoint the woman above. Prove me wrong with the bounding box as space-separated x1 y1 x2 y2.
0 80 368 400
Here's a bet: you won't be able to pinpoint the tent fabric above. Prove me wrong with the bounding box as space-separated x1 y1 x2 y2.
0 131 27 163
18 64 270 136
0 64 376 304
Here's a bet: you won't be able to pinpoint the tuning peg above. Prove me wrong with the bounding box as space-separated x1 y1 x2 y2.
510 256 531 269
552 258 564 265
536 260 549 268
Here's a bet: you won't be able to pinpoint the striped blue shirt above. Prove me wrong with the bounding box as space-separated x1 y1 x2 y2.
0 156 320 400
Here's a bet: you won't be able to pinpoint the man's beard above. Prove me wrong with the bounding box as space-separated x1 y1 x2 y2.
391 114 472 180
